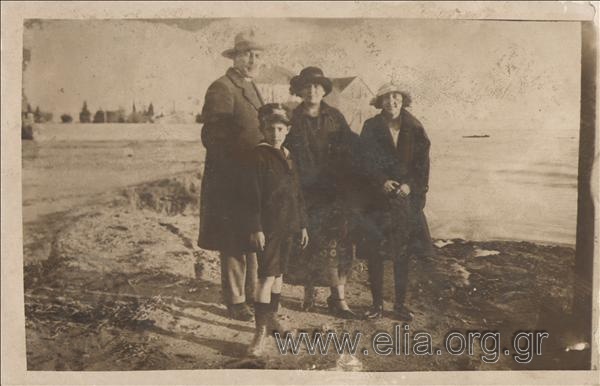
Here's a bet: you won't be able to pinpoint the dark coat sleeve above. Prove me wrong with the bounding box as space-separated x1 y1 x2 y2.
200 80 237 150
292 160 308 229
329 109 360 185
411 125 431 197
333 108 352 134
283 119 305 165
245 151 264 234
359 121 389 190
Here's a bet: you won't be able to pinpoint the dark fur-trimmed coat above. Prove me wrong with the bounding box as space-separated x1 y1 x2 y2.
359 109 435 258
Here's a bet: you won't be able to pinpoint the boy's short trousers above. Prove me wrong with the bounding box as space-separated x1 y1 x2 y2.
257 232 294 278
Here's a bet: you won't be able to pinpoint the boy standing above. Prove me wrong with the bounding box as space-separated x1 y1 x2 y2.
245 103 309 357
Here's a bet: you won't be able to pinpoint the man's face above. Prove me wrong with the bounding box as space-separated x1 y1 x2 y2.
381 92 403 118
233 49 262 78
261 121 290 149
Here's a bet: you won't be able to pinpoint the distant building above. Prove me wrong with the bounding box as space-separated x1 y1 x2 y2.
153 111 196 124
21 110 34 140
197 67 374 132
34 106 53 123
126 102 154 123
255 67 375 133
254 65 301 105
106 108 126 123
324 76 376 133
93 109 106 123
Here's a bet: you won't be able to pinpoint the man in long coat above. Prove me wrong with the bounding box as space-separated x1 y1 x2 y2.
198 30 265 321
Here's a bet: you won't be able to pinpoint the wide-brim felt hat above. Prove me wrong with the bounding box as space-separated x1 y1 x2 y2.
222 30 265 59
370 82 409 107
289 66 333 96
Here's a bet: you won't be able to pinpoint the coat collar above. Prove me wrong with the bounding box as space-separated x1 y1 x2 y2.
226 67 264 110
256 142 291 169
373 110 412 152
293 101 335 119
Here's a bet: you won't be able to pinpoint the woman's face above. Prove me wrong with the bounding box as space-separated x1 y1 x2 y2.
299 83 326 105
381 92 403 118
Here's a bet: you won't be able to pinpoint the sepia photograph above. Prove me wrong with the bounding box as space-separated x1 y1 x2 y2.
2 1 599 385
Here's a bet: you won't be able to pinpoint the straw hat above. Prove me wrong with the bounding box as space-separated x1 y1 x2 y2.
370 82 411 108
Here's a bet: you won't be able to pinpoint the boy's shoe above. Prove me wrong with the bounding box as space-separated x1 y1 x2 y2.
267 311 290 336
364 305 384 320
247 325 267 357
392 304 414 321
229 303 254 322
301 286 316 312
247 302 270 357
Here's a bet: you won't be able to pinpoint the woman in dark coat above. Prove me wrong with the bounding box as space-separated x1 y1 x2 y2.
283 67 361 318
359 82 433 321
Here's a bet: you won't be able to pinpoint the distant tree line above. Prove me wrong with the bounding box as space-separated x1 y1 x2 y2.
73 101 155 124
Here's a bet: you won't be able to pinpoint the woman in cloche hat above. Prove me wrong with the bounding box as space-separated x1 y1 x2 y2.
283 67 362 319
358 82 433 321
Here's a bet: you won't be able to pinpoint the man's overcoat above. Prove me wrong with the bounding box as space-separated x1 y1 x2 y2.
198 67 264 253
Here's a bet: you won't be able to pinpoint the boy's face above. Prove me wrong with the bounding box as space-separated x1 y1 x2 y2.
261 121 290 148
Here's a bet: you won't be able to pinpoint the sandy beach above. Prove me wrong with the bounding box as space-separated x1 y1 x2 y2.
22 152 582 371
8 9 593 378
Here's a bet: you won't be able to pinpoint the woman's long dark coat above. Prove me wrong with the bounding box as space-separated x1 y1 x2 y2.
197 67 264 253
286 103 361 201
283 102 363 285
359 109 435 258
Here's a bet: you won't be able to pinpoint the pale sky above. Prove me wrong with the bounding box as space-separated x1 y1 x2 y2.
23 18 580 133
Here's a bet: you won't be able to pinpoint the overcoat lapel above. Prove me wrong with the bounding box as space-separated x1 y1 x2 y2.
226 68 264 110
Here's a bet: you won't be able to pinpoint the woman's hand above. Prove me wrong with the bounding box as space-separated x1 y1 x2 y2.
383 180 400 194
300 228 309 249
398 183 411 197
250 231 265 251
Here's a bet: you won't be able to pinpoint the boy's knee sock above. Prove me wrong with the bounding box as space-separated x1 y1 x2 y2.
270 293 281 313
254 302 271 328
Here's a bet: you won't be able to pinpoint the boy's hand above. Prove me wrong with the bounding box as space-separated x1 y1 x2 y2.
250 231 265 251
300 228 309 249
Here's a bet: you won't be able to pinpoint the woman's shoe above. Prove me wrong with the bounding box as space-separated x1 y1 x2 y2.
364 305 384 320
393 304 414 321
327 296 357 319
301 298 315 312
229 303 254 322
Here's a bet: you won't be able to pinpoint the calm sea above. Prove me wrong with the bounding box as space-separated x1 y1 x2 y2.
22 123 579 245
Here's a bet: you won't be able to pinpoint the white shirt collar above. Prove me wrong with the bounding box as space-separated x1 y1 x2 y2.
389 127 400 147
256 142 290 157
